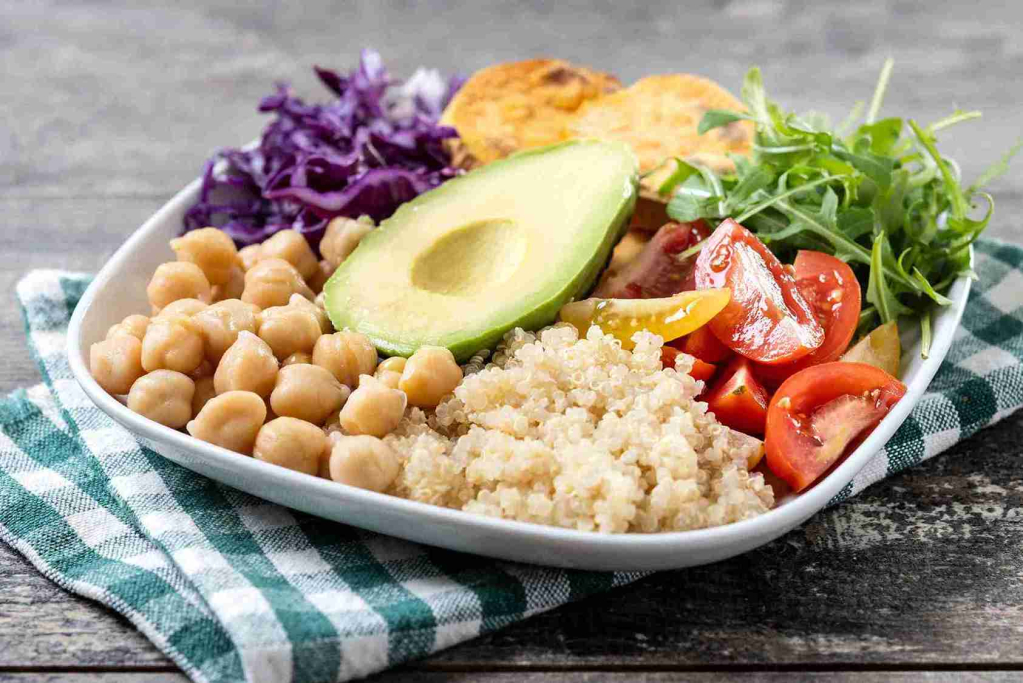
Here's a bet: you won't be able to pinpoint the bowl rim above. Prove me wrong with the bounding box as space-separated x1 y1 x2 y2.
65 175 972 555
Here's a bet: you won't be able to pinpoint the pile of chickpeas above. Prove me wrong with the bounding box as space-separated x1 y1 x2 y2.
90 217 463 494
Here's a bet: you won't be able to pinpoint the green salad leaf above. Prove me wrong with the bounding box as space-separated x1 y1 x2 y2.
663 61 1020 357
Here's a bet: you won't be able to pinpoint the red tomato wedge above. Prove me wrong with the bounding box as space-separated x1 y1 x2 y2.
755 250 862 386
689 358 718 384
705 357 770 435
660 347 717 385
594 220 710 299
765 362 906 492
694 219 824 364
678 325 733 363
660 345 680 369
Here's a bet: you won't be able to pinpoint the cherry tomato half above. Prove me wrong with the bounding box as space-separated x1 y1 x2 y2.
765 362 906 492
661 347 718 385
705 357 771 435
595 220 710 299
755 250 862 386
694 219 824 364
677 325 734 364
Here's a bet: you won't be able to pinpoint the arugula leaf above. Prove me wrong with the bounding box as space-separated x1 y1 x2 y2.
868 233 913 323
920 310 932 359
837 207 874 240
741 67 772 130
722 163 775 214
908 119 968 221
833 143 894 189
849 118 903 156
660 60 1017 359
733 174 843 223
667 189 723 222
929 109 982 133
698 109 752 135
865 58 894 124
655 157 701 197
969 137 1023 193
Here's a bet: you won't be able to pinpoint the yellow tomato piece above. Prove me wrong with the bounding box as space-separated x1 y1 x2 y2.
558 288 731 349
841 321 901 377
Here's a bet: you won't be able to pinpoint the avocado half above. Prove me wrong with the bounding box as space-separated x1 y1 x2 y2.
323 139 639 361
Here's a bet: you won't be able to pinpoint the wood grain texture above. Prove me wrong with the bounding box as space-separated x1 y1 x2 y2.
1 0 1022 679
4 411 1023 672
4 674 1023 683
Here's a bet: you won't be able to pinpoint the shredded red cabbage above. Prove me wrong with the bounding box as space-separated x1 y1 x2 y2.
183 49 464 251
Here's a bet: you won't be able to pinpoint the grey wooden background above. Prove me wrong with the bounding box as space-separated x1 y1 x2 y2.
2 0 1022 681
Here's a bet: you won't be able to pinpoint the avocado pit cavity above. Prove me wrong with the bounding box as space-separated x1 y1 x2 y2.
411 219 525 296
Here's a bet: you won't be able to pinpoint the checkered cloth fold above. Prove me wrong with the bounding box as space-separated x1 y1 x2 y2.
2 239 1022 682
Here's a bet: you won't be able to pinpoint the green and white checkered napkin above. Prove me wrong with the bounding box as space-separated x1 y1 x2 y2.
2 239 1023 682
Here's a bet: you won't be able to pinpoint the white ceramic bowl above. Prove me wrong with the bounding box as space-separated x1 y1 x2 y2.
66 176 970 571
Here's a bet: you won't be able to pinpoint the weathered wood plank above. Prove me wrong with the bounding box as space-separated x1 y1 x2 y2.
3 671 1023 682
2 0 1023 677
0 540 170 668
0 196 161 395
423 409 1023 669
0 676 184 683
1 0 1020 199
3 411 1023 669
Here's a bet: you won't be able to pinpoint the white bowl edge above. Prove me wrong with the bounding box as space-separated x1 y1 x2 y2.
65 178 971 571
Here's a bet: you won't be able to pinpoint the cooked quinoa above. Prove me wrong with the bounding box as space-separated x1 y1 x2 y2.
384 324 774 533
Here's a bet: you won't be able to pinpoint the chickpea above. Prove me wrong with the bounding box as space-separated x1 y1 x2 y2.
241 258 314 309
376 356 407 374
169 227 239 286
253 417 327 476
289 293 331 333
307 259 333 295
127 370 195 428
259 229 319 281
141 315 204 374
375 356 407 390
399 346 463 409
192 376 217 417
153 298 208 319
339 374 406 437
269 363 350 425
106 314 150 341
320 216 374 270
186 390 266 454
193 299 260 364
90 335 145 395
312 331 378 388
212 264 246 302
282 352 311 366
314 291 327 311
374 371 400 390
317 439 333 479
257 304 322 360
238 244 262 271
147 262 211 312
214 331 279 398
328 435 399 492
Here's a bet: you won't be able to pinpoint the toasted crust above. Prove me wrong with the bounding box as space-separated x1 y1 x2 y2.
565 74 754 198
440 59 621 167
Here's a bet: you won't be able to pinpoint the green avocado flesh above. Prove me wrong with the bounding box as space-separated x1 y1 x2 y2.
323 139 639 361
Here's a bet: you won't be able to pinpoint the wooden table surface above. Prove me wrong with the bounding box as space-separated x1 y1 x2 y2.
2 1 1022 681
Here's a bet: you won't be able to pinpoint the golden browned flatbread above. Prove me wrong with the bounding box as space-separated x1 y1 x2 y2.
440 59 621 167
565 74 753 199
